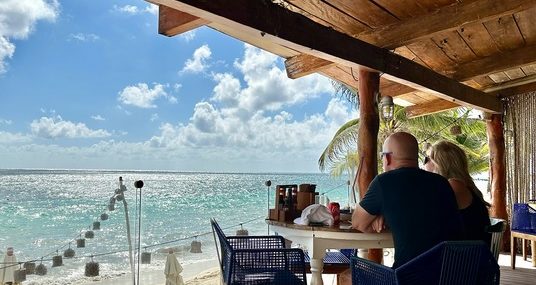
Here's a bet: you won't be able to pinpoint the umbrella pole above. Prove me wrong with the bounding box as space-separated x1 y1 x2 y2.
122 199 136 285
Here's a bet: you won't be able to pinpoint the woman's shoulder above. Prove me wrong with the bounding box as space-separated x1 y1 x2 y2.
448 178 468 193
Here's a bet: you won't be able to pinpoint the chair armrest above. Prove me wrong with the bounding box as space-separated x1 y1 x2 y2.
351 257 397 285
227 235 286 249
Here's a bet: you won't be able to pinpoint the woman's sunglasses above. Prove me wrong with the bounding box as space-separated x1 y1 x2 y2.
423 156 430 165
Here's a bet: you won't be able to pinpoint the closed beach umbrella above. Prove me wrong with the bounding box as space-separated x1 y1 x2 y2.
164 251 184 285
0 248 17 283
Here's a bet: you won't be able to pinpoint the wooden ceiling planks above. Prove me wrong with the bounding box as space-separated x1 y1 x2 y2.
483 15 525 52
457 22 500 57
514 6 536 45
431 30 477 64
285 0 369 35
324 0 399 28
504 68 527 81
406 39 455 71
371 0 429 19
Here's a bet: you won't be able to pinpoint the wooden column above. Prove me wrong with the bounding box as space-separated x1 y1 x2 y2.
486 113 509 250
357 69 382 263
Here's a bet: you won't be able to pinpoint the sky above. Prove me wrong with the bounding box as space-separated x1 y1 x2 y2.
0 0 358 173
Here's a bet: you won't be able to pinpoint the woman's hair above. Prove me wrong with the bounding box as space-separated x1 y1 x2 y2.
429 141 490 207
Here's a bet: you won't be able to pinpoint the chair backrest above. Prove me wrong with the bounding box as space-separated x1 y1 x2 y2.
487 218 506 260
211 218 233 283
396 241 499 285
512 203 536 232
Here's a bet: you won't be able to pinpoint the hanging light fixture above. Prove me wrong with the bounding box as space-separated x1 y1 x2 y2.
380 95 394 122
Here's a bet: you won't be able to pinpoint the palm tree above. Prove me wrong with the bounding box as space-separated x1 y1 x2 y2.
320 83 489 177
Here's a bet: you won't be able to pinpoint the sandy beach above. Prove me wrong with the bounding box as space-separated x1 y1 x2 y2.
83 259 221 285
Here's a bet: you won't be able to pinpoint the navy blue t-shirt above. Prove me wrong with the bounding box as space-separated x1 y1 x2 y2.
360 167 464 268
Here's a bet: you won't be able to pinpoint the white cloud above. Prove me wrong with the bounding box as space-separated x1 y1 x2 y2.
0 118 13 125
69 33 99 42
113 5 139 15
181 45 211 74
179 30 196 42
118 83 170 108
113 4 157 15
30 115 111 139
150 113 159 122
0 0 59 73
0 131 31 144
91 115 105 121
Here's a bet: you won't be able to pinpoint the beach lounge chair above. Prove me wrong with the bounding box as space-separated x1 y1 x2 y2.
351 240 500 285
211 218 306 285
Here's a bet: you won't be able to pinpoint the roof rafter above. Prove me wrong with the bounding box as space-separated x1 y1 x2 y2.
405 100 460 118
159 5 209 37
357 0 536 49
150 0 501 113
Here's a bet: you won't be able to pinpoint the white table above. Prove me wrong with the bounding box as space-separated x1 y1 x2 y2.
267 220 393 285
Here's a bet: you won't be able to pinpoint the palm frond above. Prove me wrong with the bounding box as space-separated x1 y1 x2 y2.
318 119 359 172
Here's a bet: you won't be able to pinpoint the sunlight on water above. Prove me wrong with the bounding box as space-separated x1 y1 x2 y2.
0 170 347 284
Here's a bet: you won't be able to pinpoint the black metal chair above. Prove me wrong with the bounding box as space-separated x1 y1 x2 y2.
351 241 500 285
211 218 307 285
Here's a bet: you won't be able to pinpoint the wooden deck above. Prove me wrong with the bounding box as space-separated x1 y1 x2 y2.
498 254 536 285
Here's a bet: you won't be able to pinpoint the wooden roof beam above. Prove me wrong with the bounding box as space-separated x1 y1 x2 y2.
148 0 501 113
451 45 536 81
487 74 536 97
158 5 209 37
358 0 536 49
405 100 460 118
285 54 335 79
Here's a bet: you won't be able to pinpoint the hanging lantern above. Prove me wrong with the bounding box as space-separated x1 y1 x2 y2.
190 238 202 253
141 248 151 264
85 257 99 277
35 262 47 276
93 221 101 230
52 251 63 267
100 213 109 221
14 264 27 283
236 224 249 236
380 95 394 122
64 243 75 258
450 125 462 135
85 230 95 239
77 237 86 248
24 262 36 275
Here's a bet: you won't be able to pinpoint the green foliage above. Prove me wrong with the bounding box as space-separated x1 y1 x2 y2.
320 83 489 177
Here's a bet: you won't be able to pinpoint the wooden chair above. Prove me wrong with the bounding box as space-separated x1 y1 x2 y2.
211 218 307 285
351 241 500 285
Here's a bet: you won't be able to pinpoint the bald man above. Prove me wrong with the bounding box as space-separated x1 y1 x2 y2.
352 132 464 268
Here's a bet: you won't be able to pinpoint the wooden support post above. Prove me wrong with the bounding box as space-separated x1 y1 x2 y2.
357 69 382 263
486 113 509 251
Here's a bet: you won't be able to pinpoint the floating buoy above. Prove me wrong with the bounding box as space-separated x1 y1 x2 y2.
100 213 109 221
14 265 26 282
77 237 86 248
24 262 36 275
236 224 249 236
35 261 47 276
85 257 99 277
64 243 75 258
93 221 101 230
190 238 202 253
85 230 94 239
141 249 151 264
52 251 63 267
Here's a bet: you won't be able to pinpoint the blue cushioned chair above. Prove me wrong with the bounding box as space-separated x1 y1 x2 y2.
351 241 500 285
211 218 307 285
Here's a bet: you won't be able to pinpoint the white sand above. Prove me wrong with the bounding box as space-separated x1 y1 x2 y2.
85 259 220 285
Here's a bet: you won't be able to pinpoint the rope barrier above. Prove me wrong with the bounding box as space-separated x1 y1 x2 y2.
319 182 347 195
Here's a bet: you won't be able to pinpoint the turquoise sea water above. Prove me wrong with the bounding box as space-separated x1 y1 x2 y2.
0 169 348 284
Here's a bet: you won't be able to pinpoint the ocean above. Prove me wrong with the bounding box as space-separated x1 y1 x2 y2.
0 169 348 284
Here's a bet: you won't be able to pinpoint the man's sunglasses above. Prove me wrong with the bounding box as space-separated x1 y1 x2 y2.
379 151 393 159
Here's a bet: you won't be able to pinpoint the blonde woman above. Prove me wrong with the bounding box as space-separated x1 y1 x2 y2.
424 141 491 244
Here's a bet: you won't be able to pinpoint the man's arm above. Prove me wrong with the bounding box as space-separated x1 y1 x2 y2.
352 204 378 232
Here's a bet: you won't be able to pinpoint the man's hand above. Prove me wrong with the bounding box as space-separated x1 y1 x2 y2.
371 215 385 233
